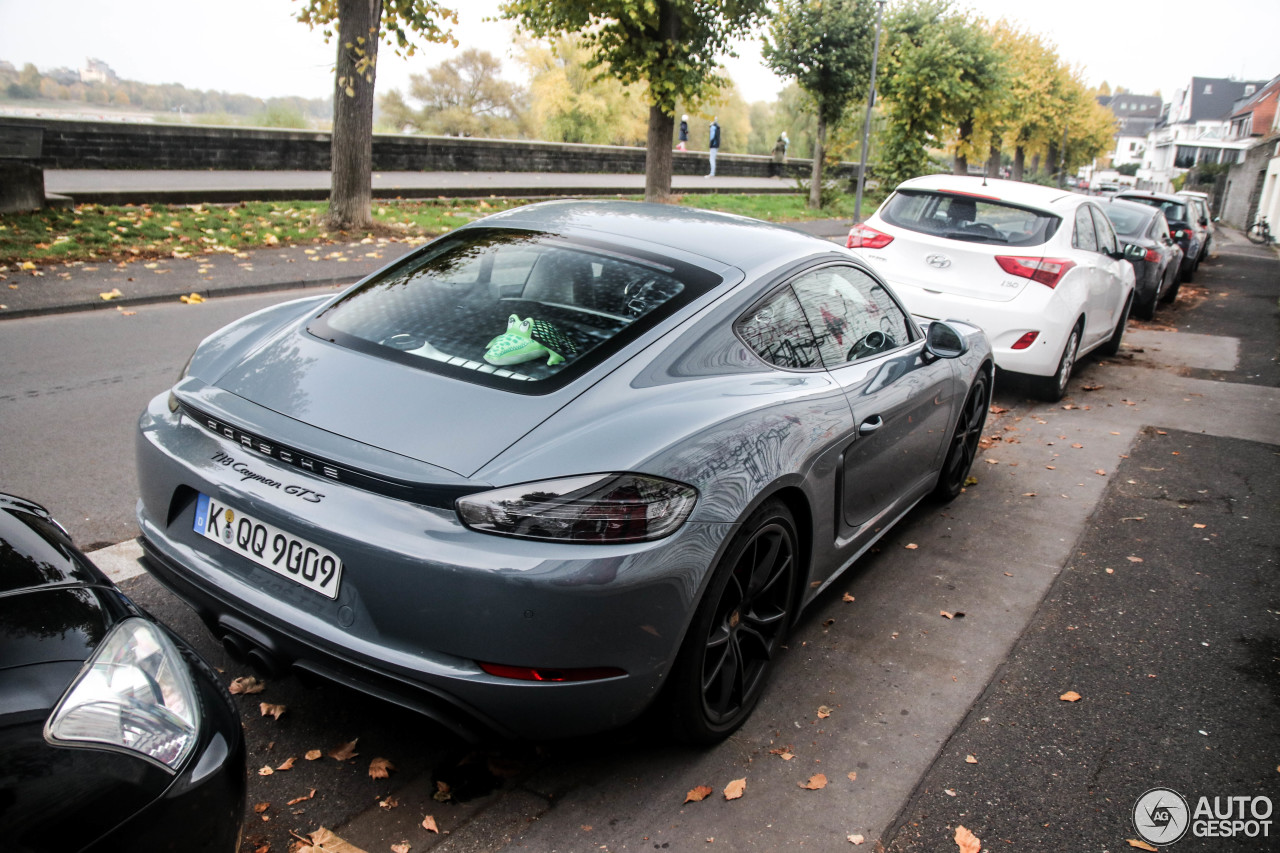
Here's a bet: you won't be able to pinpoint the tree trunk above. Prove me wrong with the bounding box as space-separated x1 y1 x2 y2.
328 0 382 232
1012 146 1025 182
643 0 679 203
1030 152 1040 177
1046 141 1059 184
809 115 826 209
986 142 1000 178
644 105 674 202
953 119 972 175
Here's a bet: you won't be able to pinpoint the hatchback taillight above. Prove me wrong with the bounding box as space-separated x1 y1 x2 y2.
994 256 1076 289
1144 248 1161 263
847 224 894 249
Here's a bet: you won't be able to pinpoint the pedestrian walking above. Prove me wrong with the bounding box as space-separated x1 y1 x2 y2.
707 117 721 177
677 114 689 151
770 131 789 178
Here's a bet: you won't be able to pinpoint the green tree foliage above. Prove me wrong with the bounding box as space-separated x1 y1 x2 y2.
763 0 877 208
518 35 648 145
500 0 769 201
296 0 458 230
878 0 1001 185
380 48 528 138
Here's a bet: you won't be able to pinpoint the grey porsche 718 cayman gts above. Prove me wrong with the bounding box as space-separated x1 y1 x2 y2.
136 200 993 744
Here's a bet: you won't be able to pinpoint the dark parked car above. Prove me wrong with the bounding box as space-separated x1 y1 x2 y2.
0 493 245 852
1115 190 1202 282
1096 197 1185 318
136 200 993 744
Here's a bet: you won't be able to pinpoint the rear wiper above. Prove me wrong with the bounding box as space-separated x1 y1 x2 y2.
941 230 1010 243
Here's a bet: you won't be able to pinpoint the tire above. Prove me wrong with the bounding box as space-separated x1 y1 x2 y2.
932 370 990 501
1098 293 1132 358
1029 324 1080 403
667 500 799 745
1134 277 1159 321
1246 222 1267 244
1161 272 1182 304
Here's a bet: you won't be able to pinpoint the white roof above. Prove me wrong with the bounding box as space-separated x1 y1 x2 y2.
895 174 1083 212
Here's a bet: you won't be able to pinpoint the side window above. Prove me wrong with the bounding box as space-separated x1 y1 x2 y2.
1090 206 1118 254
735 286 824 370
1073 206 1099 252
790 265 914 366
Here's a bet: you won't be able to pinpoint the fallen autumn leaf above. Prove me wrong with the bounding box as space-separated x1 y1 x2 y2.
259 702 286 720
369 757 395 780
848 834 865 845
724 778 746 800
1060 691 1082 702
229 675 265 695
1127 841 1158 851
800 774 827 790
685 785 714 803
955 825 981 853
328 739 359 762
422 816 439 834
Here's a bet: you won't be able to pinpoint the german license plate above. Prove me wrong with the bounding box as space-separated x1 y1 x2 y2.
194 493 342 599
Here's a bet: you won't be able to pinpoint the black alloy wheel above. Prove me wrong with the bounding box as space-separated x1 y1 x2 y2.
668 501 798 745
933 372 990 501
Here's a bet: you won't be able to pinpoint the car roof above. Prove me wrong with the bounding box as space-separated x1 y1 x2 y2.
1117 190 1185 203
1096 197 1161 218
892 174 1080 212
472 199 834 272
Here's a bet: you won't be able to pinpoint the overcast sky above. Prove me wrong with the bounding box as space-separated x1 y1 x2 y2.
1 0 1276 107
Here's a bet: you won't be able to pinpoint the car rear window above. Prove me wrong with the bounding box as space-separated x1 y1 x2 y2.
1101 205 1151 237
308 228 721 394
880 190 1061 247
1122 196 1188 224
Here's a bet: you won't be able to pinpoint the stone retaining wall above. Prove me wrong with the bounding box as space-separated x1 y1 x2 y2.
1 116 854 181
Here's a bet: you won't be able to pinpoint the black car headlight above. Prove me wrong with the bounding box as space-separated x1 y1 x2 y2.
457 473 697 543
45 617 201 772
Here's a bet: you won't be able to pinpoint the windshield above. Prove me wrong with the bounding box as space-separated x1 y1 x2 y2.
309 228 719 393
880 190 1061 247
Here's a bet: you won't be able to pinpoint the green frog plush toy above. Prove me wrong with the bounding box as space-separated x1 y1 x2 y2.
484 314 577 366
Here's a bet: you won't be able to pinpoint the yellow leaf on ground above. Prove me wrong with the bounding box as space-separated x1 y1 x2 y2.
260 703 286 720
965 755 978 764
955 825 981 853
369 757 394 779
1127 841 1158 851
685 785 713 803
258 765 274 776
724 778 746 800
99 288 122 300
305 749 323 761
848 834 865 844
1060 691 1082 702
422 816 439 833
799 773 827 790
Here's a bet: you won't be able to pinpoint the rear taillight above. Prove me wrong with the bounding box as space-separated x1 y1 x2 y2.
994 256 1076 289
847 224 894 249
1011 331 1040 350
1144 248 1161 263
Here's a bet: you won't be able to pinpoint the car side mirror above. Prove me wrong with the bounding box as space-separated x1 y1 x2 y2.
1123 244 1146 261
923 321 968 360
1199 217 1209 227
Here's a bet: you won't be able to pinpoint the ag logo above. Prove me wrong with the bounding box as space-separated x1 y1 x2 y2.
1134 787 1190 845
925 253 952 269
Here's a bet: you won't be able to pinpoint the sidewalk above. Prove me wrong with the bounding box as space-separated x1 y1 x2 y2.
44 169 800 205
0 206 851 320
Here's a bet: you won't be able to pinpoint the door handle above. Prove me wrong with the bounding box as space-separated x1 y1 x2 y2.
858 415 884 436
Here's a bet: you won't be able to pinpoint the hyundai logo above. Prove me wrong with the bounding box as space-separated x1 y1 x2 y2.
926 254 952 269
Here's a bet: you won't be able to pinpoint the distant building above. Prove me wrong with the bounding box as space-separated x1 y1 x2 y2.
1219 75 1280 229
1138 77 1268 192
47 66 80 86
79 58 118 85
1096 93 1162 169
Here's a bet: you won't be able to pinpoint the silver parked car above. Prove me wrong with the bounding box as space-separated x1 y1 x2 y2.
136 201 992 744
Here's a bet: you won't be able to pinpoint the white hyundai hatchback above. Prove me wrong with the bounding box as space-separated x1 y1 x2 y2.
847 175 1135 401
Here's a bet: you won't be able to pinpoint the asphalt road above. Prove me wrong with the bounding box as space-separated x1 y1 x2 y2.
0 230 1275 853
